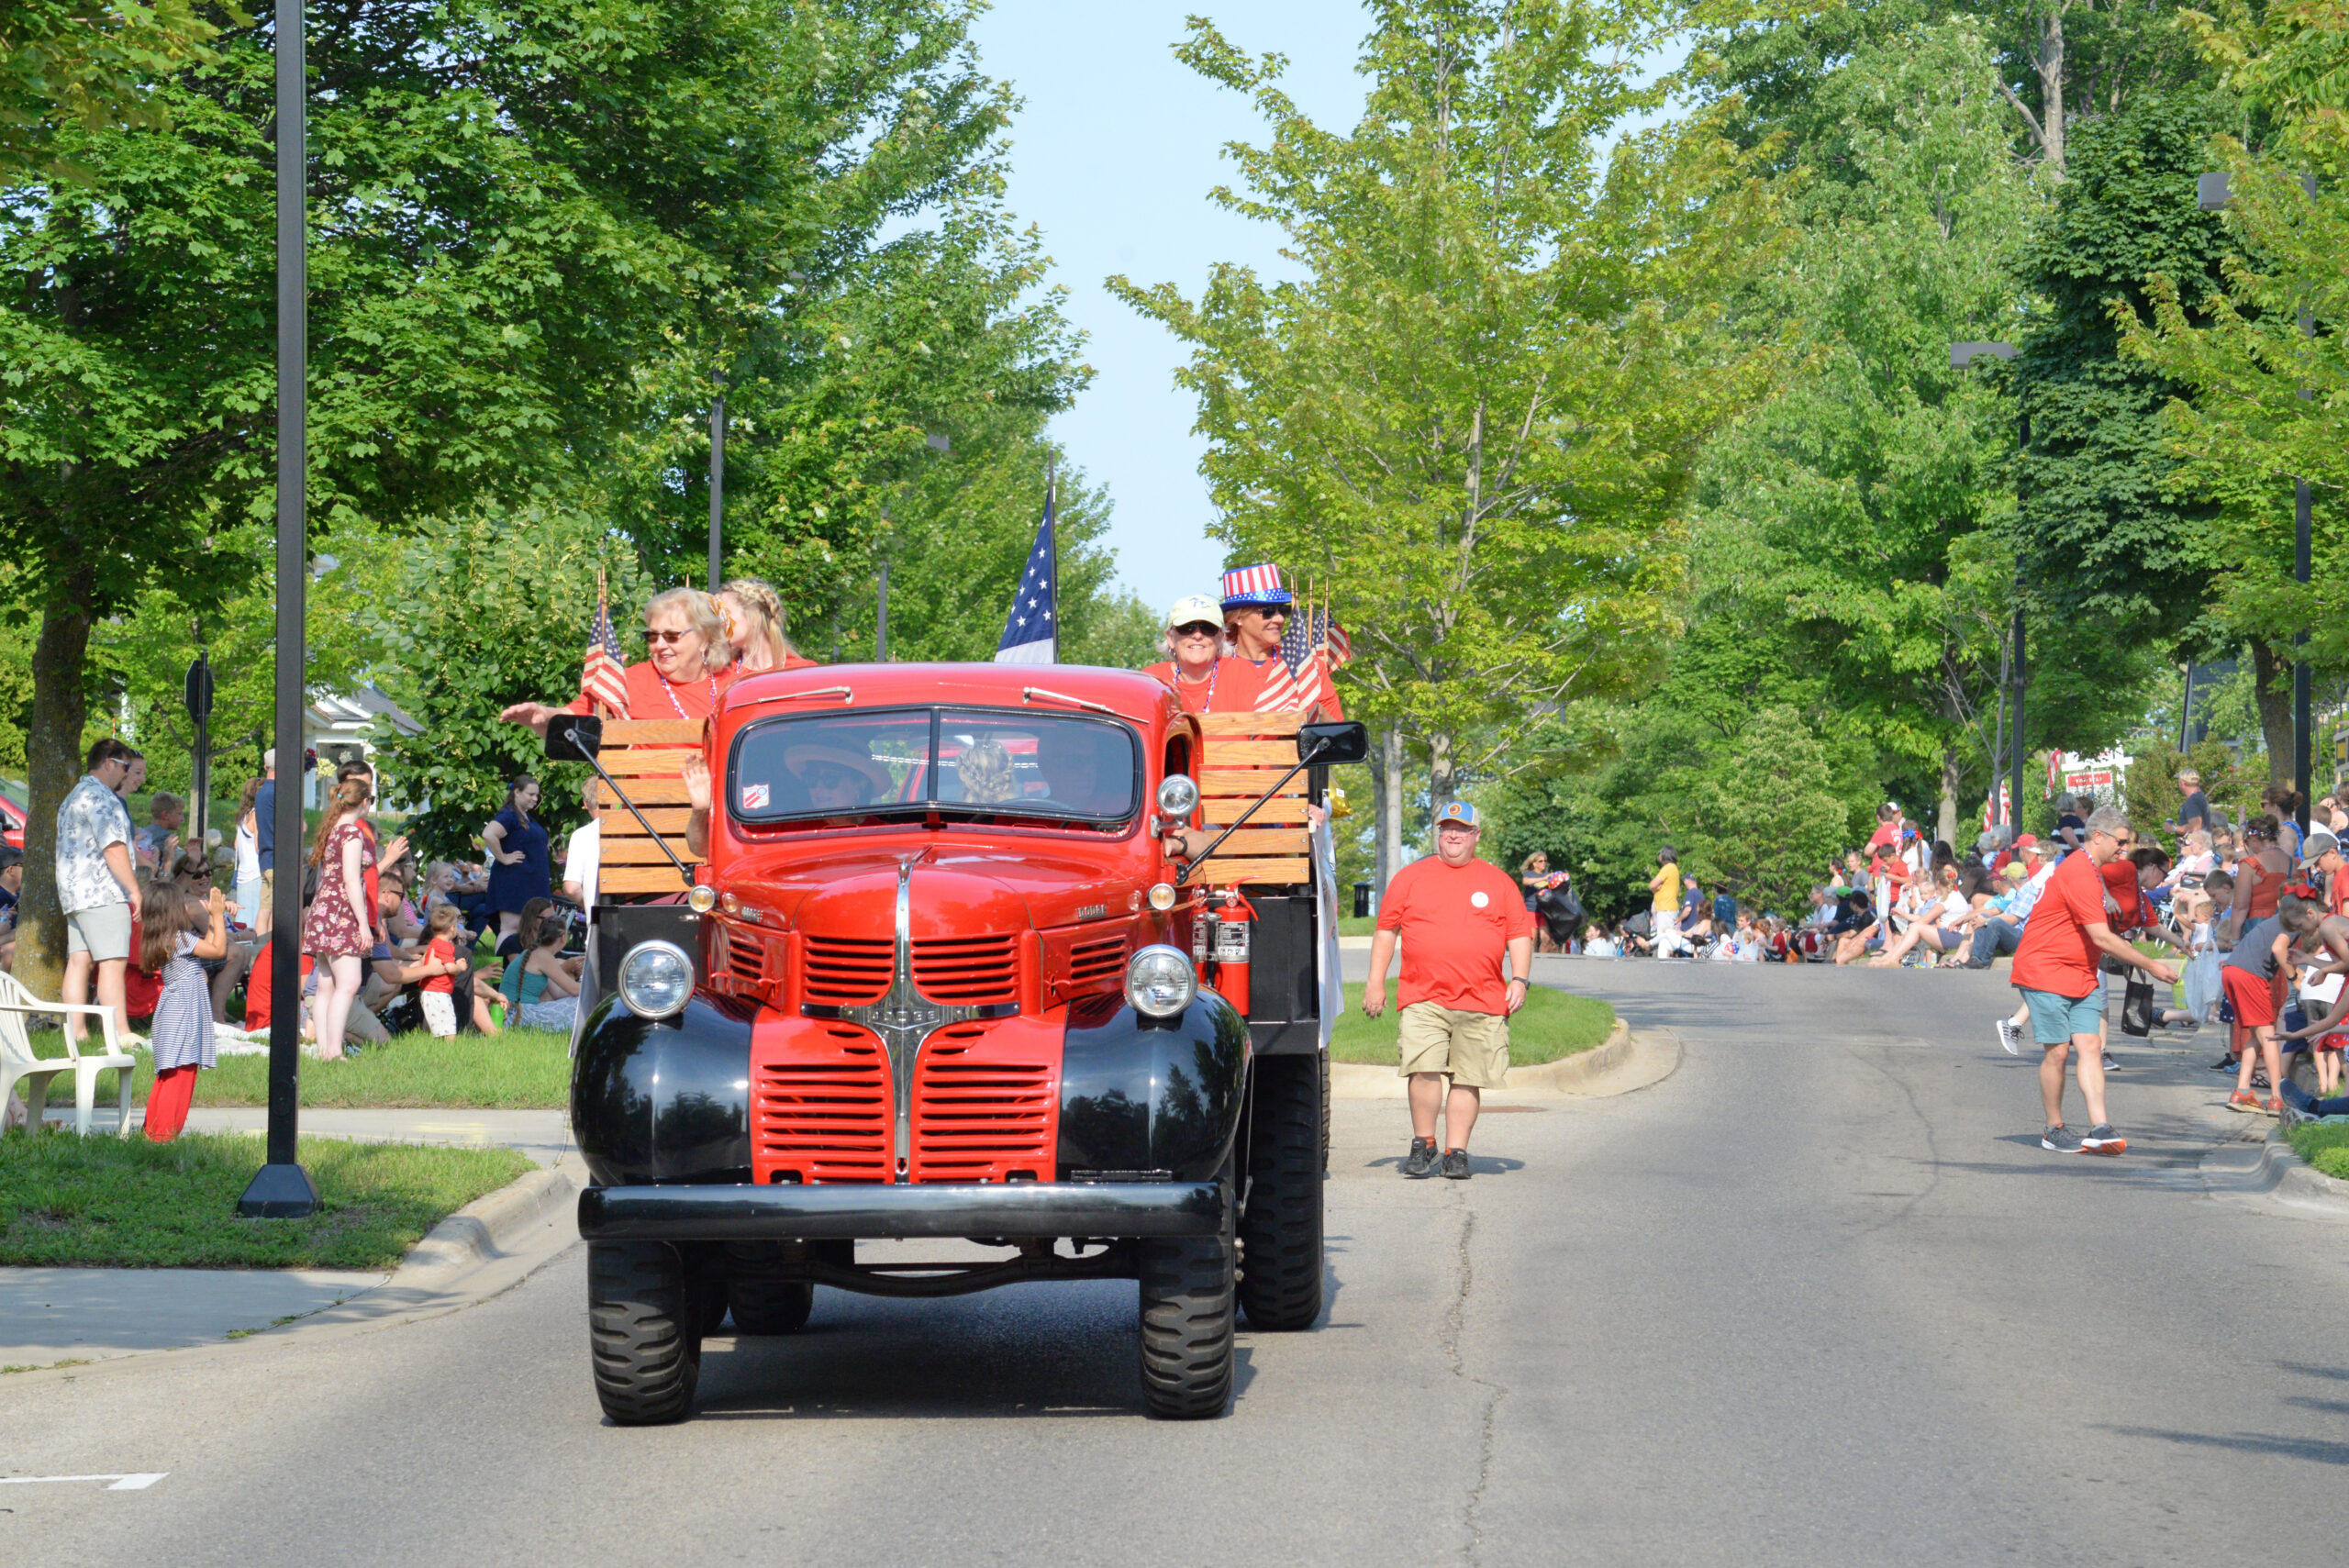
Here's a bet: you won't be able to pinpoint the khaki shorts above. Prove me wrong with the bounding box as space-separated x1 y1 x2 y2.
66 902 133 962
1397 1002 1509 1089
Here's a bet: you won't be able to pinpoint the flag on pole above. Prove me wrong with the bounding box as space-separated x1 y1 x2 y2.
1278 590 1334 711
581 570 630 718
995 484 1057 665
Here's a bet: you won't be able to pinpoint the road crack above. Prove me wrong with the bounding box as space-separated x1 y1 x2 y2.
1442 1201 1504 1566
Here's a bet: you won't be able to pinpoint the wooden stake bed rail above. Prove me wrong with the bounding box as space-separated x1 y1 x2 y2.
1193 711 1312 887
594 717 701 895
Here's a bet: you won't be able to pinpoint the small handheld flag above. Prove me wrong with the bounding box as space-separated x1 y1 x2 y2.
581 570 630 718
995 480 1057 666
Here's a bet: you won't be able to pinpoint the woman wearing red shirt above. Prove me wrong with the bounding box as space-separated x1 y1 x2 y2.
502 587 740 733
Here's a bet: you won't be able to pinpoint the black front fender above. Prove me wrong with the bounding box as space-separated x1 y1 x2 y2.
571 992 755 1187
1056 991 1250 1183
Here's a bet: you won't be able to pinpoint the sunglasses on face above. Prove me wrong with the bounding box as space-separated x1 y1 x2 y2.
1173 623 1219 639
807 766 859 791
644 628 695 645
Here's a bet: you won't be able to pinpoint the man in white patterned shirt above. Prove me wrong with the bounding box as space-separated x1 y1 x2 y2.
57 738 141 1045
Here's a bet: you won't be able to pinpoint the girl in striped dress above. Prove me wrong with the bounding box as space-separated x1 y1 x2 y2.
143 879 229 1141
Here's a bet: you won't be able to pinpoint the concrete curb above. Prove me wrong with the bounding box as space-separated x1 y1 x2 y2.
2199 1127 2349 1220
0 1161 584 1386
1330 1019 1680 1100
394 1164 579 1291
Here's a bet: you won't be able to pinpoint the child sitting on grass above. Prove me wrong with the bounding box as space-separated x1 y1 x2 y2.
142 876 230 1141
418 904 462 1039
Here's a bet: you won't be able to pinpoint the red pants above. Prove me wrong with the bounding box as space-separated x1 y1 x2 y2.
2223 966 2280 1032
145 1064 199 1142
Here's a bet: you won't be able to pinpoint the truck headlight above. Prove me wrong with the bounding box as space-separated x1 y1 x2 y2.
617 940 694 1019
1126 944 1196 1018
1156 774 1200 817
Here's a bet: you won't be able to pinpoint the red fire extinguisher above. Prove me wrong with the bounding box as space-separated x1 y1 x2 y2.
1205 886 1256 1016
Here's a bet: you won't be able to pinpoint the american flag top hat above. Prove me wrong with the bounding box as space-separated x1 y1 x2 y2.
1219 563 1293 609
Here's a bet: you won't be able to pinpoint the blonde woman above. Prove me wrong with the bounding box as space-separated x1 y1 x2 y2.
718 577 817 676
502 586 737 731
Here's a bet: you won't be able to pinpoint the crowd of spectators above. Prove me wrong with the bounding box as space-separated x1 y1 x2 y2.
4 580 807 1140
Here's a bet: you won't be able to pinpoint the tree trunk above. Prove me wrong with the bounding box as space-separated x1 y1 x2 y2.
1429 729 1457 816
1371 727 1393 897
2037 4 2067 178
1939 746 1963 850
2252 638 2294 784
17 594 95 1004
1372 728 1390 887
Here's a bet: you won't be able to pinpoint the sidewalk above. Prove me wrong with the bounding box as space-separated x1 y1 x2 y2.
6 1110 578 1373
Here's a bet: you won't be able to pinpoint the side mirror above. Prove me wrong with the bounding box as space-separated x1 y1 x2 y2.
1297 720 1368 766
545 714 604 764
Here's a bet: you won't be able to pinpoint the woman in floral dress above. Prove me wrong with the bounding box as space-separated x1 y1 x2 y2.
302 776 376 1061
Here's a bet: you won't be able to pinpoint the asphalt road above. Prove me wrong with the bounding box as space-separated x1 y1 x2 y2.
8 962 2348 1567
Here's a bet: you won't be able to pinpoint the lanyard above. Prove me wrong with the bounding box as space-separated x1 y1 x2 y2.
1179 661 1218 711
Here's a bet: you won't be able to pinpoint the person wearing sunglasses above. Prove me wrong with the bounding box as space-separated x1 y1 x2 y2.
1206 564 1344 721
1143 595 1227 714
2008 806 2178 1155
502 586 741 735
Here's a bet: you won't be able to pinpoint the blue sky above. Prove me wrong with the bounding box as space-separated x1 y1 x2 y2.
964 2 1375 611
963 4 1684 612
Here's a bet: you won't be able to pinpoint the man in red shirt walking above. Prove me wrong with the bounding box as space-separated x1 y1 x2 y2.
2009 805 2178 1155
1364 802 1535 1179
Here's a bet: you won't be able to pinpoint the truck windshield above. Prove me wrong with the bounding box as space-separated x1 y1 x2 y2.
728 706 1141 826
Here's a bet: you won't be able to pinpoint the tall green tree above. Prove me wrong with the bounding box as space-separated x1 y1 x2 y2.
2122 0 2349 672
1116 1 1788 813
2011 93 2253 751
0 0 1009 995
1692 21 2041 840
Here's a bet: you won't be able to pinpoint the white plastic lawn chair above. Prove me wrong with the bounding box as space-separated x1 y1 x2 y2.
0 970 138 1137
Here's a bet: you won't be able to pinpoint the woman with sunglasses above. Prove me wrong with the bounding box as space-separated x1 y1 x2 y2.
1143 595 1228 714
501 586 740 734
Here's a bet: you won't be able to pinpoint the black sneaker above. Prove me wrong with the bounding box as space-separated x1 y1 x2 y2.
2081 1123 2127 1154
1440 1147 1471 1180
1402 1138 1438 1178
2042 1125 2085 1153
2209 1055 2240 1073
2102 1054 2120 1072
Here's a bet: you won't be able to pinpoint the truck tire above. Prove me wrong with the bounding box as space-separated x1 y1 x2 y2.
728 1276 814 1336
1239 1053 1325 1331
1137 1180 1235 1419
587 1240 701 1426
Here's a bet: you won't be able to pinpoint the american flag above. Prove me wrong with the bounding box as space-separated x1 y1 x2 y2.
1265 595 1349 712
994 483 1057 665
581 573 629 717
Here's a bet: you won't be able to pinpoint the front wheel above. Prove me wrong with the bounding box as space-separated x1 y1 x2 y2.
586 1240 701 1425
1138 1180 1236 1419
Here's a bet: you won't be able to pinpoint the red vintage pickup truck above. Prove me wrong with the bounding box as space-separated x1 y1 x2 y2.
551 661 1360 1423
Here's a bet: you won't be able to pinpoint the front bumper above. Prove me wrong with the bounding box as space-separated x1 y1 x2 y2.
577 1180 1225 1241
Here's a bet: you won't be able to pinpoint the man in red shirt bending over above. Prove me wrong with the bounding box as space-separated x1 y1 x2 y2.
1364 802 1535 1180
2009 805 2177 1155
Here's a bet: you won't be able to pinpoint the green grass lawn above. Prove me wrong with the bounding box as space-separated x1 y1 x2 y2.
1328 981 1614 1068
2287 1120 2349 1183
72 1029 573 1110
0 1130 532 1270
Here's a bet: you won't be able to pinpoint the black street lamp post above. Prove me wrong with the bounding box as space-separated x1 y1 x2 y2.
1954 340 2029 834
2201 170 2318 836
239 0 317 1218
707 377 724 591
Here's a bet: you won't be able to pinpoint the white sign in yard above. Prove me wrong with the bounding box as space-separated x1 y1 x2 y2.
0 1473 167 1491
